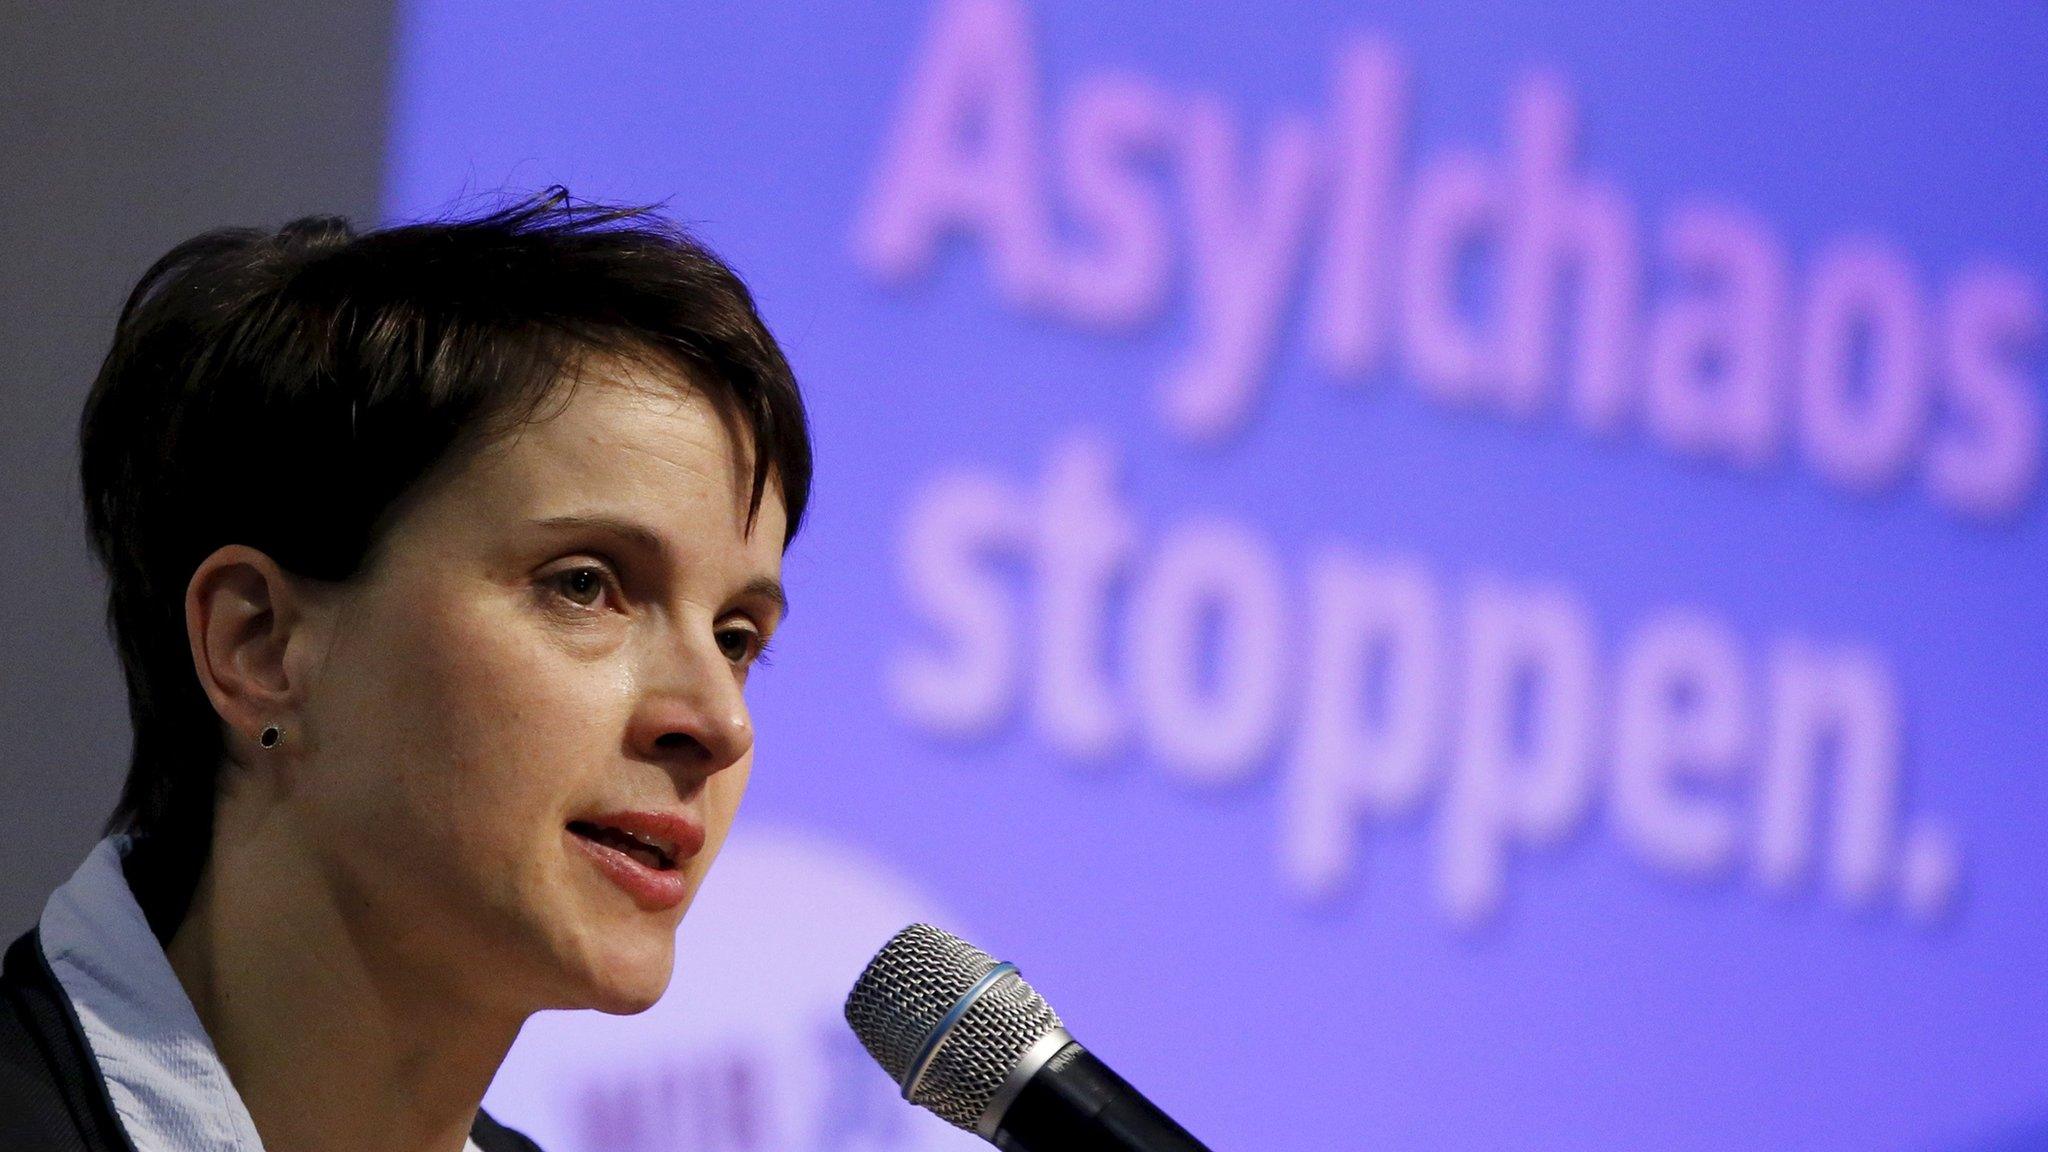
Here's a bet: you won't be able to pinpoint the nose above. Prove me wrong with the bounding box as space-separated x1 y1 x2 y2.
625 627 754 780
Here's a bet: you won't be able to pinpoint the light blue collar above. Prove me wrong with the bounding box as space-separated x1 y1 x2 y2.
39 835 485 1152
41 835 268 1151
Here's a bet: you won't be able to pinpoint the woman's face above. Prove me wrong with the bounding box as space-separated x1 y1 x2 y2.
287 363 787 1015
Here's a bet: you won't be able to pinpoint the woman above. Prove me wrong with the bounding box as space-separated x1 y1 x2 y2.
0 193 812 1152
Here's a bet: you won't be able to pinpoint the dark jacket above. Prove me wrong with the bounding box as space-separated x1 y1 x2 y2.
0 929 541 1152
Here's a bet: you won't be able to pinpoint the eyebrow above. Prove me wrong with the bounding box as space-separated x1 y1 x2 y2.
738 575 790 622
532 514 789 620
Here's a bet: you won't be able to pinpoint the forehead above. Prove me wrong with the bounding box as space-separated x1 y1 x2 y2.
426 358 789 559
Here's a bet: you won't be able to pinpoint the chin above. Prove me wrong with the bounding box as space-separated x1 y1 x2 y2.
567 930 678 1016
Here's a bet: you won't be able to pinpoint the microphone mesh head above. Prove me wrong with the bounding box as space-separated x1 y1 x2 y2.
844 923 1065 1131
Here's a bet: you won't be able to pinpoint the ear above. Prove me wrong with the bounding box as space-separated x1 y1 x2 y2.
184 545 315 759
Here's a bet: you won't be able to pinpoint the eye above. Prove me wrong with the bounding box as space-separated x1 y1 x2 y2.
715 621 767 666
542 563 619 613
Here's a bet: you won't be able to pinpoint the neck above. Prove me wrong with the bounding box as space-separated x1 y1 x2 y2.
166 821 524 1152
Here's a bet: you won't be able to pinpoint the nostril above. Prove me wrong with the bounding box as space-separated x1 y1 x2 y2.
652 731 697 752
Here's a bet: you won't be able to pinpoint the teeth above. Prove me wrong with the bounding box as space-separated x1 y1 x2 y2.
569 820 679 870
618 828 676 857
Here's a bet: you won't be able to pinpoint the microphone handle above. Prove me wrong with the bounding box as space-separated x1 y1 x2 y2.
993 1042 1214 1152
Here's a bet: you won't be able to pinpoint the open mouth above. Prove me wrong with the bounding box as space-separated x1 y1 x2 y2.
567 820 678 872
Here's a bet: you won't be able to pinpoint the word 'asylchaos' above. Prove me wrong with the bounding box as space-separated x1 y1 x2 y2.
857 0 2042 521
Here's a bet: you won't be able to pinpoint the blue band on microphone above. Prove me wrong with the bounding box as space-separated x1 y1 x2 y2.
901 961 1018 1099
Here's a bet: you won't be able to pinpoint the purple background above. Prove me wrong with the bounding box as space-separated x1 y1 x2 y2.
388 3 2048 1149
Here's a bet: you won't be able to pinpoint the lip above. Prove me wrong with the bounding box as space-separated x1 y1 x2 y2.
565 810 707 913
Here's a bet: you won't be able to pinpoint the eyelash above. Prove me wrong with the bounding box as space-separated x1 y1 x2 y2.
718 625 773 669
542 561 774 669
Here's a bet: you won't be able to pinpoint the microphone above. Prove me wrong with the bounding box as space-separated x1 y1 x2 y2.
843 923 1214 1152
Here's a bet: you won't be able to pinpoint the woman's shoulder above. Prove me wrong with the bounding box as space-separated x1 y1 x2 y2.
0 928 124 1151
0 924 547 1152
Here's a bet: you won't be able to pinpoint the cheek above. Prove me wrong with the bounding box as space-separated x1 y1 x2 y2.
703 755 753 847
308 581 624 869
681 755 754 897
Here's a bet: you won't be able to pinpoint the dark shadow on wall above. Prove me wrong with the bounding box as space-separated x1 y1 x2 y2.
0 0 396 936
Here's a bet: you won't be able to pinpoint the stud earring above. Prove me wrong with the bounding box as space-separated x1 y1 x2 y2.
259 724 283 749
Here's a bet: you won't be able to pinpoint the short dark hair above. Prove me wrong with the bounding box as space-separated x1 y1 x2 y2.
80 191 812 934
